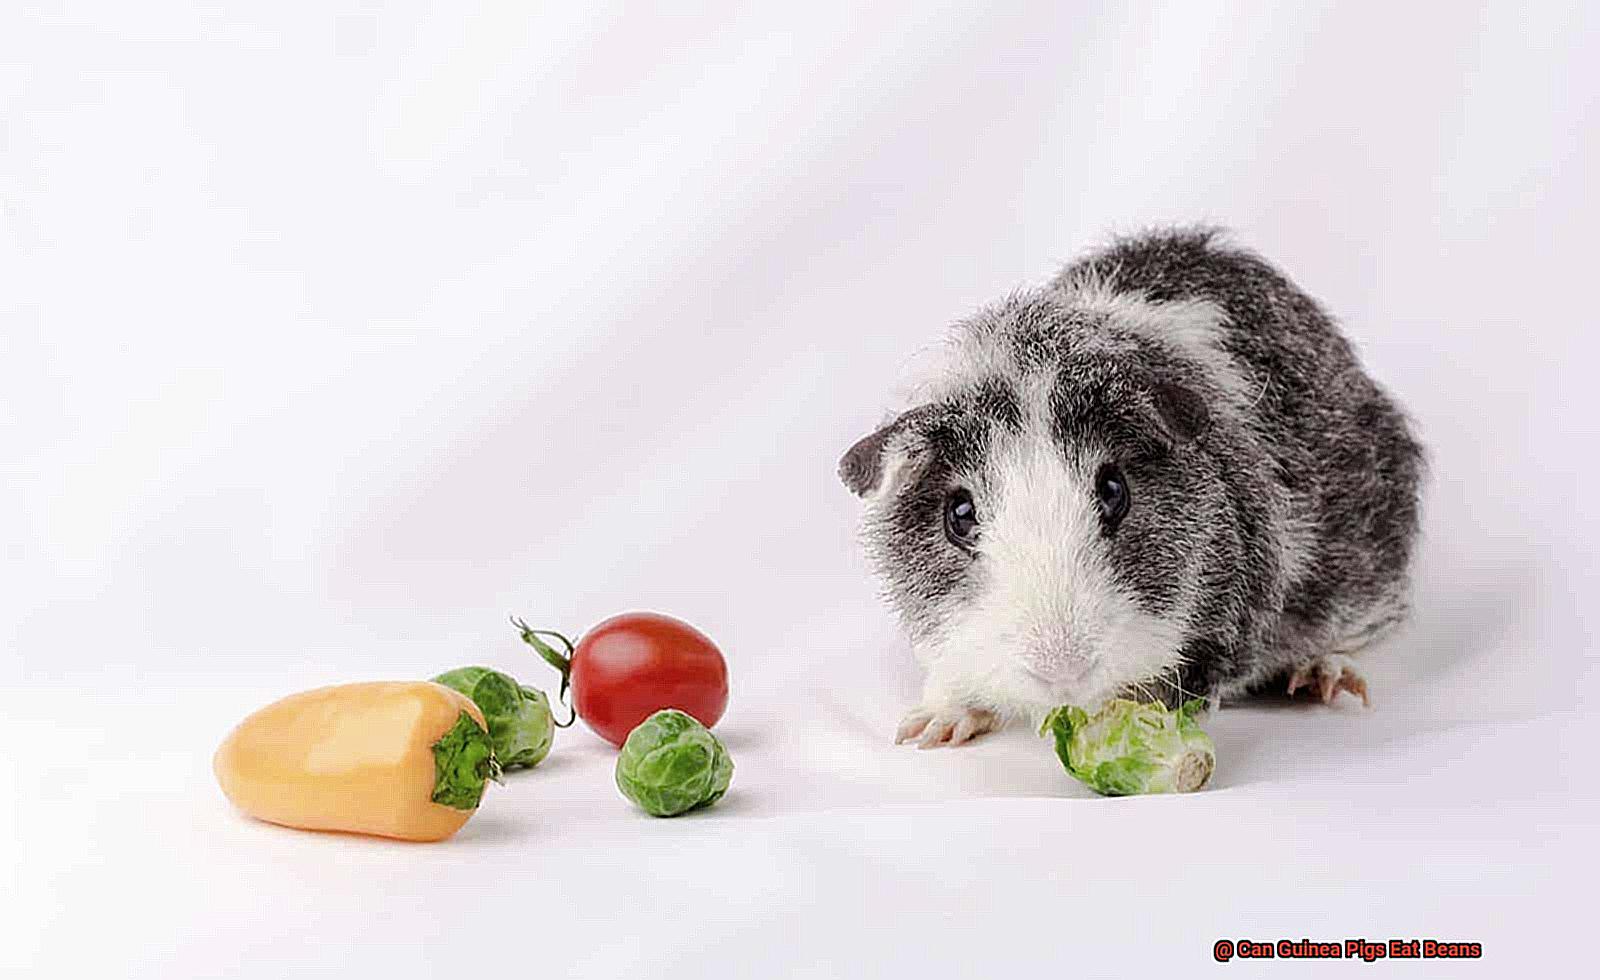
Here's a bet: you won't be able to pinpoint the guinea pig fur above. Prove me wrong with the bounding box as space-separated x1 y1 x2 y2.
839 228 1424 747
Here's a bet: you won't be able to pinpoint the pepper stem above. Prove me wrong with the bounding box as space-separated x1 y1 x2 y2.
510 614 579 728
430 711 499 810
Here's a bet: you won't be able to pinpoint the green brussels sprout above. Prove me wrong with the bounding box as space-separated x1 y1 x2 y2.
431 666 555 770
1040 698 1215 796
615 709 733 817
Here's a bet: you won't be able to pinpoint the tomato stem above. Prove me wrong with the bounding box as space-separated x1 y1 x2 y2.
510 615 579 728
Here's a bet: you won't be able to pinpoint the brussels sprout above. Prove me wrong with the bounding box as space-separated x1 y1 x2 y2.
431 666 555 770
615 709 733 817
1040 698 1215 796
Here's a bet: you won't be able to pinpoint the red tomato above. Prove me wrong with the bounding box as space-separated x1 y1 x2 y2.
514 611 729 748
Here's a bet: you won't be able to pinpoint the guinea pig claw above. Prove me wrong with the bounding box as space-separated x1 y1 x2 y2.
894 712 933 745
950 710 998 745
898 707 1000 748
1287 654 1372 708
1331 671 1371 708
917 718 957 749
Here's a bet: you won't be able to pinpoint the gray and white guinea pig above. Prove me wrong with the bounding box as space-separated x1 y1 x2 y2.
839 228 1424 748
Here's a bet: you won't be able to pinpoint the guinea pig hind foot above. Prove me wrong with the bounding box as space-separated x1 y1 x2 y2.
1286 653 1371 708
895 706 1001 749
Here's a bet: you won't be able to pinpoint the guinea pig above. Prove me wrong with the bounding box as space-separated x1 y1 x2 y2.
839 228 1424 748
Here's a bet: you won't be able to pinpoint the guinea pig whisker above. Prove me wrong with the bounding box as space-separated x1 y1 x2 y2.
1153 667 1207 706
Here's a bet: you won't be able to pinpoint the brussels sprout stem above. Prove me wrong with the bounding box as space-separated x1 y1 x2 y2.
1169 750 1213 794
510 614 579 728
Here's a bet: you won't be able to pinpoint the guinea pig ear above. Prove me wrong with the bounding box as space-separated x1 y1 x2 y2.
1150 381 1211 446
838 410 927 498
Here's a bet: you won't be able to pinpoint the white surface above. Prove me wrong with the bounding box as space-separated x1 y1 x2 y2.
4 2 1597 977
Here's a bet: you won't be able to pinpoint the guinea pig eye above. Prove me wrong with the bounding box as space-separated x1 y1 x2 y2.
943 488 980 549
1094 464 1130 528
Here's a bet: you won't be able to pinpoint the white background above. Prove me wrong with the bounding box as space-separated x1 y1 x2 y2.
4 2 1597 977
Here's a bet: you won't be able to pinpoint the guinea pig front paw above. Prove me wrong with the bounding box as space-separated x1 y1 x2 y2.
1286 653 1371 708
894 706 1001 749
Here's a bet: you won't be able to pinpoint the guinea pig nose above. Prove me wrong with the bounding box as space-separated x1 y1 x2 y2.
1023 651 1093 684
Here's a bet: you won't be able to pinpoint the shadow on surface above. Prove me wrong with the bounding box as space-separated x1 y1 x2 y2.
1202 537 1544 790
